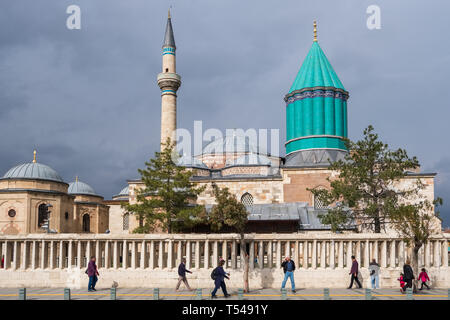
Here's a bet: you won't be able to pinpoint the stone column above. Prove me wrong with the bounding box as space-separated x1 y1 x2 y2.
434 240 440 267
267 241 273 269
4 241 11 269
399 241 405 267
58 241 64 269
158 241 163 269
105 241 110 269
373 241 379 264
186 241 191 270
320 241 326 268
346 241 352 268
330 240 335 269
149 241 155 269
364 240 370 268
67 241 73 268
284 240 290 258
213 241 218 268
303 241 308 269
77 241 82 269
12 241 18 270
390 240 396 268
175 241 181 267
338 241 343 269
21 241 28 270
49 241 55 269
258 241 264 269
249 241 254 270
231 240 237 269
276 241 281 268
95 241 100 268
131 241 137 269
86 241 91 268
425 241 431 268
167 240 173 269
122 240 128 269
31 241 37 270
312 240 317 269
222 241 228 267
381 241 387 268
204 240 209 269
40 240 46 269
441 240 448 268
355 241 361 265
113 241 119 269
139 241 146 269
195 241 200 269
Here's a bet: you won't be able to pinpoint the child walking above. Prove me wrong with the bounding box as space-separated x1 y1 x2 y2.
418 268 430 290
397 273 406 293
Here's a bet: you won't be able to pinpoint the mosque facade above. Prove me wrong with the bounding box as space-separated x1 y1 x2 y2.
0 13 440 235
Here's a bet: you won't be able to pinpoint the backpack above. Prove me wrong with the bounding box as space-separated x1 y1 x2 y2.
211 267 218 280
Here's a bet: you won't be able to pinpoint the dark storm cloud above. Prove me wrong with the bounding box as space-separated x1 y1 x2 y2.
0 0 449 227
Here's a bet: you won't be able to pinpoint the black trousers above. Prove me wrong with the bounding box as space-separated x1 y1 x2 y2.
212 280 228 296
349 274 362 288
420 281 430 289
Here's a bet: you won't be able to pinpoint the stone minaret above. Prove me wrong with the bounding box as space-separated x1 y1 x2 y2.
157 9 181 150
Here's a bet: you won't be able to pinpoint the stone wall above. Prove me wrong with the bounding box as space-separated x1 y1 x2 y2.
0 233 447 289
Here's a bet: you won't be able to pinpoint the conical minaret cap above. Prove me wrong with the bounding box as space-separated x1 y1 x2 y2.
163 9 176 49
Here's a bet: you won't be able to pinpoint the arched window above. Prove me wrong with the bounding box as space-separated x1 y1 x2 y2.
38 204 49 228
241 192 253 206
82 214 90 232
123 213 129 231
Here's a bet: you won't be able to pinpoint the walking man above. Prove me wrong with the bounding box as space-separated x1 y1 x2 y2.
211 260 230 299
281 256 296 293
368 259 380 289
348 256 362 289
403 260 415 292
87 256 99 292
176 258 193 291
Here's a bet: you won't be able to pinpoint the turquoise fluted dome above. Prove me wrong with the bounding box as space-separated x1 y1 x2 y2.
68 180 98 196
2 162 64 183
284 39 349 159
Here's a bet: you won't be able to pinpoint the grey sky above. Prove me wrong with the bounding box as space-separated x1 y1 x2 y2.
1 0 449 227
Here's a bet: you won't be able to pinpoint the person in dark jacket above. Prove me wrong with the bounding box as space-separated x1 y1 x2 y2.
348 256 362 289
176 258 193 291
87 256 99 292
211 260 230 299
403 260 415 291
281 256 296 293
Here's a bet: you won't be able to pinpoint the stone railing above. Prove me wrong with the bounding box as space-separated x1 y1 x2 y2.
0 233 448 288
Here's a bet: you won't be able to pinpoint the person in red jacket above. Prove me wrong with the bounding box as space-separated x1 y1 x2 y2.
418 268 430 290
398 273 406 293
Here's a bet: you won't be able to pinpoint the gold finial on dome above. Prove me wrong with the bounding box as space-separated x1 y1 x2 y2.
75 176 79 182
168 8 171 19
313 20 317 42
33 150 37 163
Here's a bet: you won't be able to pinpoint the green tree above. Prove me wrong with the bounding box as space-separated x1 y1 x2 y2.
122 138 205 233
390 197 442 287
208 183 250 292
309 125 422 233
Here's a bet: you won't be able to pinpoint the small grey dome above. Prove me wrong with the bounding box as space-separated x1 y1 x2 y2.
226 154 272 166
202 134 267 155
177 154 209 169
2 162 64 183
118 185 129 196
68 180 98 196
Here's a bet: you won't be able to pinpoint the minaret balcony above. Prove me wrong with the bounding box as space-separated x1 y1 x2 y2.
157 72 181 92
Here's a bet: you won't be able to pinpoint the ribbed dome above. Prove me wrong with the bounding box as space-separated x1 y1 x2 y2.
289 42 345 93
226 153 272 166
68 180 98 196
202 134 266 155
177 155 209 169
2 162 64 183
118 185 129 196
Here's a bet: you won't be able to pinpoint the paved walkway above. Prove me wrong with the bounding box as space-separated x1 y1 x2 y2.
0 287 448 300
